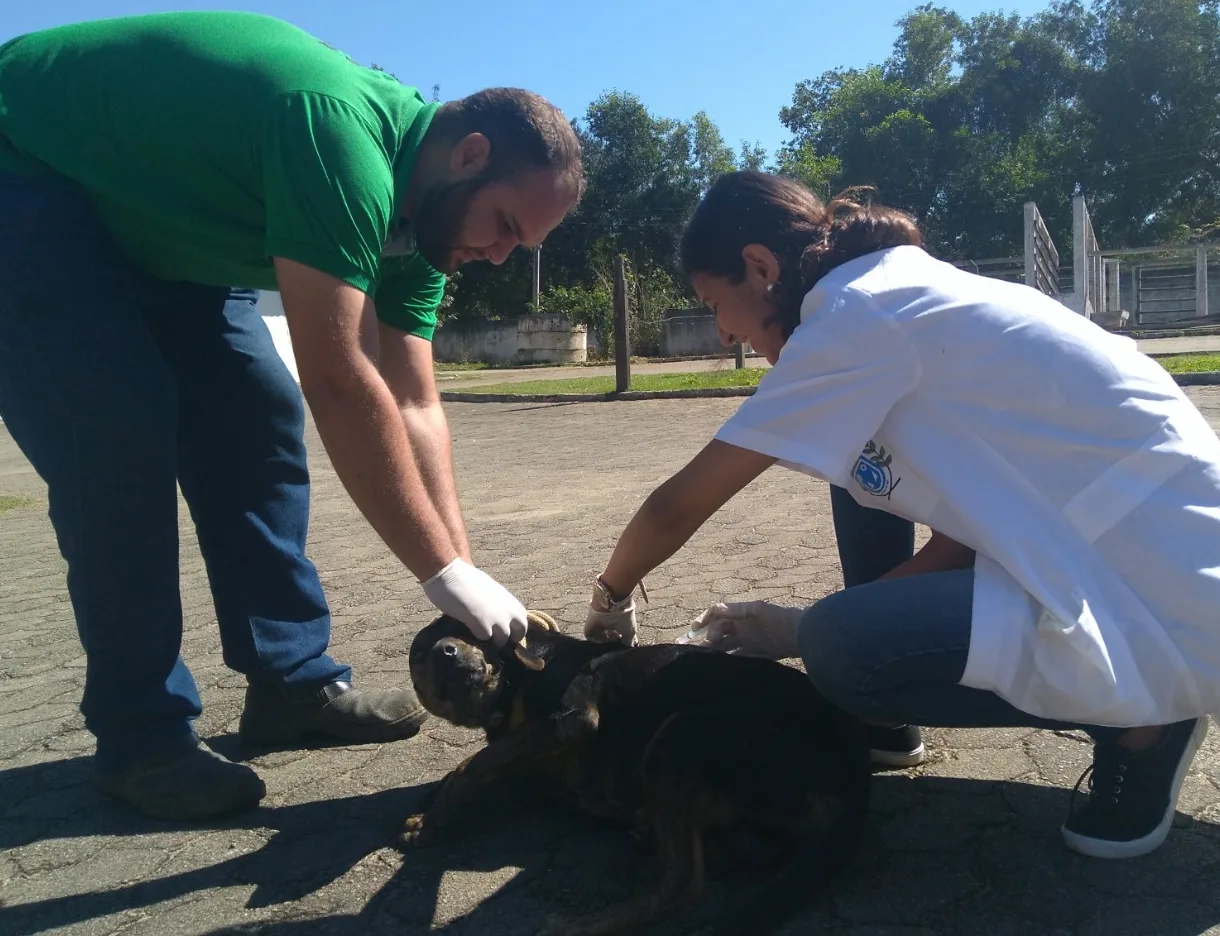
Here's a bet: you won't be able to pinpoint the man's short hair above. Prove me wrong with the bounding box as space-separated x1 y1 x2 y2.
430 88 585 198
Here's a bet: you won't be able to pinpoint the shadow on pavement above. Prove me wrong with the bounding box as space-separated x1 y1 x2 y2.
3 752 1219 936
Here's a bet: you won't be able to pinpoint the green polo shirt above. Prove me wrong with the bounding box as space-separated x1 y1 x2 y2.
0 11 444 339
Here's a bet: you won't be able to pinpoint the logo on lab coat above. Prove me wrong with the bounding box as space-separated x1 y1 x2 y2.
853 441 901 499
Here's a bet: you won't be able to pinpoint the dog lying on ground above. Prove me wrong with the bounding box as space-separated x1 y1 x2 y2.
398 611 872 936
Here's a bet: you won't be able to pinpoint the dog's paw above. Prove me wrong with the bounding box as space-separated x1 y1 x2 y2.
397 813 433 848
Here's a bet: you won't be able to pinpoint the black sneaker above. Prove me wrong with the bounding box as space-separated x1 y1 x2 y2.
1062 717 1208 859
868 724 925 767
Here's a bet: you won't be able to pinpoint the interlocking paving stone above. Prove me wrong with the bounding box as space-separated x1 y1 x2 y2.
2 391 1219 935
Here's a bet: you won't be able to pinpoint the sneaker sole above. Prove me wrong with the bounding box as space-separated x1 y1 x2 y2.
95 763 267 821
239 708 430 747
97 779 267 820
1061 717 1209 860
871 742 926 768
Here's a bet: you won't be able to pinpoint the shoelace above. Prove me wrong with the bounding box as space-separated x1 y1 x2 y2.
1069 749 1129 817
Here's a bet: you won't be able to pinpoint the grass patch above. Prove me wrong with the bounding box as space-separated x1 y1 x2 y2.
0 494 35 514
446 352 1220 396
458 367 767 396
1156 353 1220 374
433 361 492 372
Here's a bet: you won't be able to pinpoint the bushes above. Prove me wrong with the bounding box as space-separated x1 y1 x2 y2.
540 260 688 360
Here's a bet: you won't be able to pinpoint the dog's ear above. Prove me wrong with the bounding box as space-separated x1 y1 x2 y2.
512 642 547 672
526 610 559 633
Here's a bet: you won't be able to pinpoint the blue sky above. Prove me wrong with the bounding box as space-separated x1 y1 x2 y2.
5 0 1053 157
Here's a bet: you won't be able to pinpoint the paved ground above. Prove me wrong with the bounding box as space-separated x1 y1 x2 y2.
2 391 1220 936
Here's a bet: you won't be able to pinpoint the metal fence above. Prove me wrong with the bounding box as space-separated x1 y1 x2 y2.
1024 202 1061 297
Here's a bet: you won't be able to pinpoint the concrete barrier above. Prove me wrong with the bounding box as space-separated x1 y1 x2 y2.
515 313 587 364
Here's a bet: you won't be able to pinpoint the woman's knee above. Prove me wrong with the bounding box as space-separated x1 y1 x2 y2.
798 571 977 720
797 590 874 709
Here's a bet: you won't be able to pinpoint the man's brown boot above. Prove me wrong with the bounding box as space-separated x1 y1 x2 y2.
238 680 429 747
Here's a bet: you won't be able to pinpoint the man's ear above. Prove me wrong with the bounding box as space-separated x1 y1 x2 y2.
512 643 546 672
449 132 491 177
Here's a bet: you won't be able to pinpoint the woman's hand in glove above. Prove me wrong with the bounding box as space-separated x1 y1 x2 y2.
682 600 804 660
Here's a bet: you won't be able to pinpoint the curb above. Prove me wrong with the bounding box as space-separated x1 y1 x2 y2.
1116 324 1220 339
435 352 766 378
1146 350 1220 359
441 387 758 404
1175 371 1220 386
442 371 1220 403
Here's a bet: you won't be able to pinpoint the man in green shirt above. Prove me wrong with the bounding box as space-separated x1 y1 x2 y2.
0 12 584 819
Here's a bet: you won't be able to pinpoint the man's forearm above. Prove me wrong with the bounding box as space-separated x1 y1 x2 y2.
303 367 459 582
399 401 471 562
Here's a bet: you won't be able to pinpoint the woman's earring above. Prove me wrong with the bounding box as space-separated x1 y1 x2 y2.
766 283 777 295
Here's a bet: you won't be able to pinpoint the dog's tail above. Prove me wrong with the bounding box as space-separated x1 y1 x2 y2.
712 746 872 936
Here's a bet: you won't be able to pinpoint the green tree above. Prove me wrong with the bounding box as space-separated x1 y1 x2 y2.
688 111 737 192
1062 0 1220 243
737 140 769 172
773 0 1220 256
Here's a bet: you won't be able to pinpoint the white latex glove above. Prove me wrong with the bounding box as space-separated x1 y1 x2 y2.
680 600 804 660
421 558 529 647
584 581 638 647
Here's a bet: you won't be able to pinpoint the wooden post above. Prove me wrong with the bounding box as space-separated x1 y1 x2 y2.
613 255 631 393
1023 202 1038 290
734 341 745 369
1073 194 1091 319
531 247 541 312
1198 246 1210 320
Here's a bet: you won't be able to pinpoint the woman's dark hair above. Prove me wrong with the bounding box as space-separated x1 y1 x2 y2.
678 171 922 338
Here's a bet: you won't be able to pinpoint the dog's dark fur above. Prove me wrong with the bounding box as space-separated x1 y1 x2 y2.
400 612 872 936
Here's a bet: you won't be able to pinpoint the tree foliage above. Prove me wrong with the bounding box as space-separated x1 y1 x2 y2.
435 0 1219 327
775 0 1220 256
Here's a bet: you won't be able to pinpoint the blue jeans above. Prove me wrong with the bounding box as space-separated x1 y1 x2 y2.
816 487 1115 740
0 172 349 769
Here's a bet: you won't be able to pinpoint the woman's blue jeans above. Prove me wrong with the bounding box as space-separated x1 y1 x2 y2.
0 171 350 770
813 486 1117 741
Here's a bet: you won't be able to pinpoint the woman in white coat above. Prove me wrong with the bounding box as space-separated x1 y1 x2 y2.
584 171 1219 861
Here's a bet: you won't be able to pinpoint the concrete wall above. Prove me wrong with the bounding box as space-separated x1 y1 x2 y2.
661 311 723 357
433 314 587 365
256 292 588 371
432 318 519 365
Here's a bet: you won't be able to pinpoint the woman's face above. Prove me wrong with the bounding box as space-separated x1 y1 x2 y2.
688 244 787 365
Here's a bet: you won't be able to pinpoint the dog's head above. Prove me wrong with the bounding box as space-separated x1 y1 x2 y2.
408 614 548 730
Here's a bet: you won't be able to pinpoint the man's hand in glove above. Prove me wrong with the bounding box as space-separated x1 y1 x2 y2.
682 600 804 660
421 558 529 648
